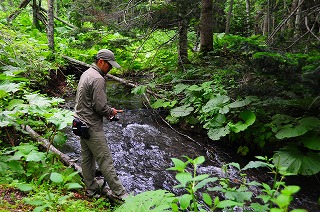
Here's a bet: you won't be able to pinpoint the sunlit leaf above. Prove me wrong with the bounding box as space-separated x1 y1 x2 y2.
216 200 243 208
167 158 186 171
170 105 193 117
281 185 300 195
25 94 52 107
228 111 256 133
48 109 73 130
207 126 230 140
50 172 64 183
179 194 192 210
0 82 21 93
13 143 38 155
193 174 209 182
202 193 212 207
26 150 46 162
16 183 33 191
115 190 175 212
187 84 202 91
193 156 205 165
175 172 192 186
65 183 82 190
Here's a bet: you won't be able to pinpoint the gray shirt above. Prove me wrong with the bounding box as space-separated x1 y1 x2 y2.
74 64 113 131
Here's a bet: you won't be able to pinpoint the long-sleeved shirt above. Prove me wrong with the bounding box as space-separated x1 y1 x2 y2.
74 64 114 131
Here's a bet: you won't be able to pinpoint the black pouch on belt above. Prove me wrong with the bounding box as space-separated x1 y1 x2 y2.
72 118 90 139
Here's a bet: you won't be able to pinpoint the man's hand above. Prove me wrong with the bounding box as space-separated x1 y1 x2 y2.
111 108 124 116
109 108 123 121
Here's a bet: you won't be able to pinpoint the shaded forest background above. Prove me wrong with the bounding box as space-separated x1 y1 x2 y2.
0 0 320 211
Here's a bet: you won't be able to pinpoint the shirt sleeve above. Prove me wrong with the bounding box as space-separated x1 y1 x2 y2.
91 78 113 117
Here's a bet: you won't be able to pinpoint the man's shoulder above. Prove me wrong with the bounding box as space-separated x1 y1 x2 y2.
84 68 104 79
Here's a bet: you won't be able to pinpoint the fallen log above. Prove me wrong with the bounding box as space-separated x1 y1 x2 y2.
23 125 82 174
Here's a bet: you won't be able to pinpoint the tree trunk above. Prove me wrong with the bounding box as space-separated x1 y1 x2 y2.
225 0 234 35
47 0 55 52
245 0 250 36
294 0 302 39
32 0 41 29
178 18 190 68
200 0 213 53
263 0 270 36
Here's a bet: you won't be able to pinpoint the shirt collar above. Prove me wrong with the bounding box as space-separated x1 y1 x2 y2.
91 63 106 76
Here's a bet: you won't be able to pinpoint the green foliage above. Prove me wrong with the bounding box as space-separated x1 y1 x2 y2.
155 81 257 144
269 115 320 175
0 22 58 89
117 156 307 211
115 190 176 212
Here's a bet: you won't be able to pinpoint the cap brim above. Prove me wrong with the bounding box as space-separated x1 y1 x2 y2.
108 61 121 68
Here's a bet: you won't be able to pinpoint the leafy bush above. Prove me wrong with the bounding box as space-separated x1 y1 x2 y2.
117 156 307 212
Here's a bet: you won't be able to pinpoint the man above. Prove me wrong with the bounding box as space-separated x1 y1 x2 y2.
74 49 128 199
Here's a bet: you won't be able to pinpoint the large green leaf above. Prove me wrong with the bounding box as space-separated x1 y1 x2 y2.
242 161 271 170
228 110 256 133
275 125 308 139
0 82 21 93
202 95 230 113
16 183 33 191
50 172 64 183
207 126 230 140
26 150 46 162
273 144 320 175
301 133 320 150
275 117 320 139
25 94 52 107
65 183 83 190
53 131 68 146
115 190 176 212
46 109 73 130
228 97 253 108
173 83 188 94
170 105 194 117
13 143 38 155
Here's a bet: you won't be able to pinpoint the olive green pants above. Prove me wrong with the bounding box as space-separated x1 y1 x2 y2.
80 128 125 196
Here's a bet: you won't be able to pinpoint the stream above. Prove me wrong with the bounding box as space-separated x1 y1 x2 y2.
60 80 320 211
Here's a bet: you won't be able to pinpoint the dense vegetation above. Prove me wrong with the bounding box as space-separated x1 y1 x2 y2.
0 0 319 211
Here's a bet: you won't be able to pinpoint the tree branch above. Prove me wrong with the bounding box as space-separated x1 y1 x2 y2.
7 0 32 23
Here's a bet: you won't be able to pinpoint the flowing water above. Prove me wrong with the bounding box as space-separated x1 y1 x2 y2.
60 80 320 211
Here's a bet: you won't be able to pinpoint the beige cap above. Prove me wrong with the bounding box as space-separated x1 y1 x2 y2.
96 49 121 68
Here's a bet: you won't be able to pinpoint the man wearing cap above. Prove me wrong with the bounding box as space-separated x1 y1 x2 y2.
74 49 128 199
